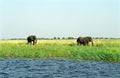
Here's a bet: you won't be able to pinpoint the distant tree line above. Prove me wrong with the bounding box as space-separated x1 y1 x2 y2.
1 37 120 40
6 37 75 40
38 37 75 40
93 37 120 39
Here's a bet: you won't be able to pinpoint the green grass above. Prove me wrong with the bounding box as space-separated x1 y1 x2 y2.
0 39 120 62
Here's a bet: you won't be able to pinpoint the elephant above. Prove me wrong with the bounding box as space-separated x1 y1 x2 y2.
27 35 37 45
77 36 93 46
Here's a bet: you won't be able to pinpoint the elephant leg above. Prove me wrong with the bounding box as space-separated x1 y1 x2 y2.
77 41 80 45
79 42 82 46
33 40 36 45
28 42 31 44
83 43 86 46
28 41 31 44
77 42 80 45
84 42 88 46
81 42 85 46
86 42 88 46
85 43 88 46
33 42 35 45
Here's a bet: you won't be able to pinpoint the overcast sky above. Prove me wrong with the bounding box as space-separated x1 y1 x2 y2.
0 0 120 39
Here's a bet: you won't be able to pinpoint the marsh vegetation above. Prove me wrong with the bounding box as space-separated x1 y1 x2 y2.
0 39 120 62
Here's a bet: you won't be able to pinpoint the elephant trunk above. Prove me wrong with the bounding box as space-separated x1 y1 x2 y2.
91 41 93 46
35 40 37 44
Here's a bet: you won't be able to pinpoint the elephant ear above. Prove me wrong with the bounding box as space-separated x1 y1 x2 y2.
87 37 92 41
79 37 84 42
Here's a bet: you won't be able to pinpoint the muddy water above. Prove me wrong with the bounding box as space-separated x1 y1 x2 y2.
0 58 120 78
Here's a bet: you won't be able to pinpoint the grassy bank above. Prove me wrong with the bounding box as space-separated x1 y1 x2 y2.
0 39 120 62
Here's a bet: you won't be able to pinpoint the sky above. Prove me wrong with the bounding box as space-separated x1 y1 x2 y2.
0 0 120 39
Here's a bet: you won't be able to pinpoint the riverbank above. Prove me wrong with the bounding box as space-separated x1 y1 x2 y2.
0 39 120 62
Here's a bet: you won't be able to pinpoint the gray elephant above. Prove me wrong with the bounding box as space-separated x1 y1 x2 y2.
27 35 37 45
77 36 93 46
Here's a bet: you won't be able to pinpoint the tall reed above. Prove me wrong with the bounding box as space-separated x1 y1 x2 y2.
0 39 120 62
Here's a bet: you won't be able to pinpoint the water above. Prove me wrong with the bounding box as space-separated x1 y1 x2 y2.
0 58 120 78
